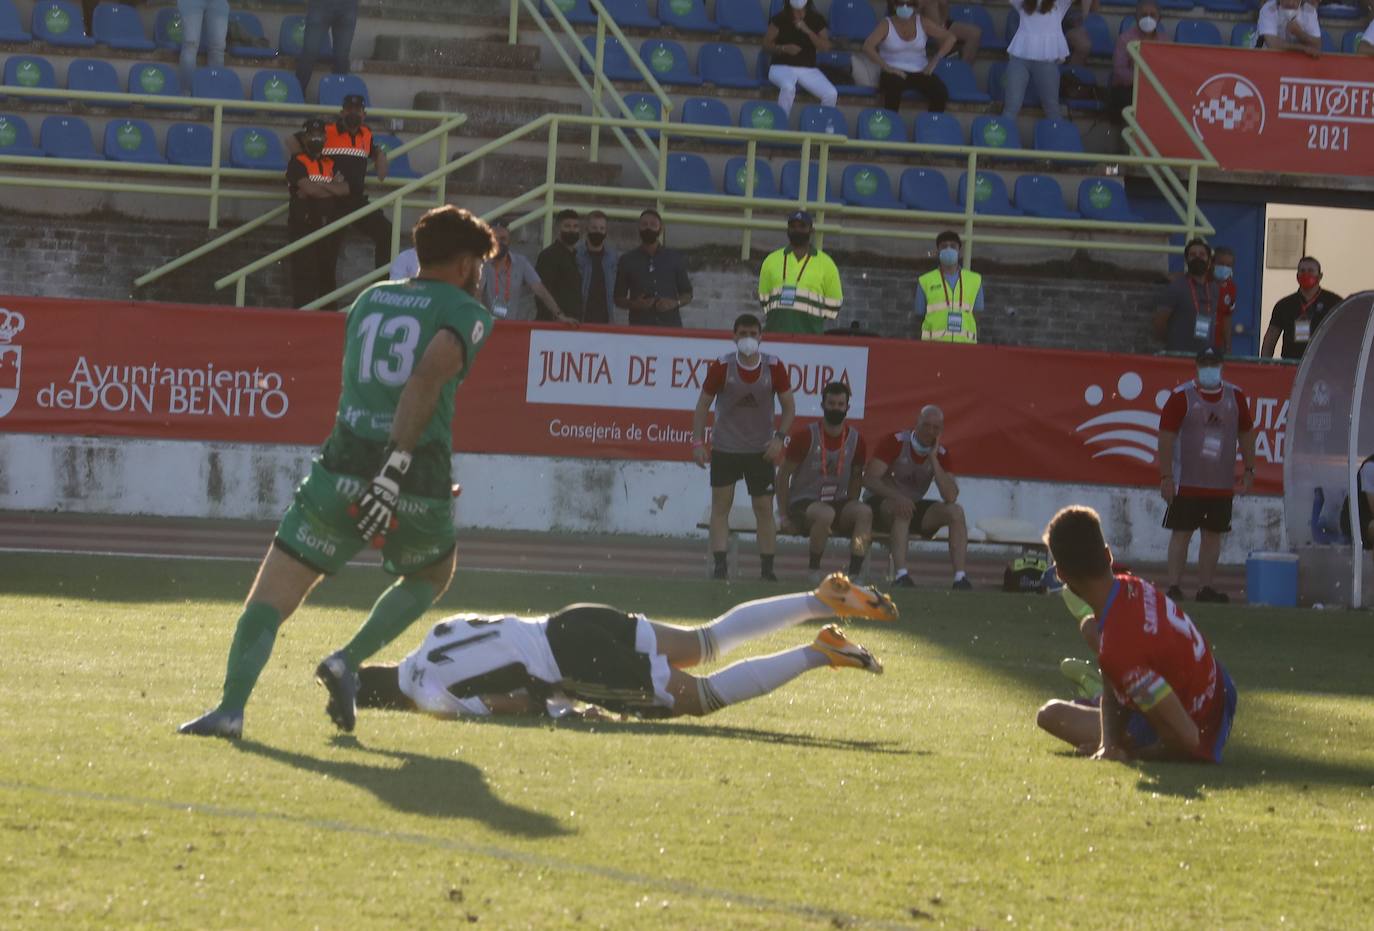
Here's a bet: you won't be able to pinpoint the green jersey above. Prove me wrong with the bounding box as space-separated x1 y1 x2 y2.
322 278 492 496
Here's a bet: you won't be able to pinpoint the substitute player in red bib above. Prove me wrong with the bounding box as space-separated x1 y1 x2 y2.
1036 506 1238 763
777 380 872 582
692 314 796 581
1158 347 1257 603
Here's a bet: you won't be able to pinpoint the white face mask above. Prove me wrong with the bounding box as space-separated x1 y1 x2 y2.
1197 366 1222 390
1137 15 1158 32
895 4 916 18
736 336 760 357
789 0 807 9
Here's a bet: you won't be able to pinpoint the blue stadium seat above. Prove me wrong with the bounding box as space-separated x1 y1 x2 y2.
318 73 369 106
1320 28 1337 52
1230 22 1256 46
1034 118 1084 154
899 167 959 214
1060 64 1103 111
1101 0 1135 7
1119 15 1137 33
1077 178 1143 222
579 36 641 82
191 66 244 102
4 55 57 96
1174 19 1223 45
92 3 154 50
1318 2 1361 18
227 11 277 58
1083 13 1113 56
67 58 124 107
278 15 331 59
1343 29 1362 53
842 164 902 210
659 0 715 32
958 170 1022 216
914 111 965 148
541 0 596 25
622 91 662 140
252 69 304 106
1014 174 1080 219
104 117 164 162
739 99 789 138
1201 0 1248 13
372 133 416 178
40 114 99 158
949 3 1004 50
128 61 185 107
970 114 1022 151
700 43 763 89
818 50 876 97
856 107 908 143
797 104 849 137
934 58 990 103
679 95 732 129
780 160 844 204
717 0 768 35
1157 0 1195 10
229 126 285 170
165 122 211 166
724 156 781 199
32 0 94 46
602 0 658 28
1004 7 1020 45
0 0 32 41
639 39 702 86
0 113 41 156
152 7 179 49
665 152 713 193
829 0 879 41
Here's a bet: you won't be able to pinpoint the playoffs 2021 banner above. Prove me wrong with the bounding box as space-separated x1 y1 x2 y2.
0 295 1296 493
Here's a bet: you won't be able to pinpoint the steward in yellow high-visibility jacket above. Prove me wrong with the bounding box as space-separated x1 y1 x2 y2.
915 231 984 343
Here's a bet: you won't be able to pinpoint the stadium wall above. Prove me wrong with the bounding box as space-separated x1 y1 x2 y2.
0 434 1284 565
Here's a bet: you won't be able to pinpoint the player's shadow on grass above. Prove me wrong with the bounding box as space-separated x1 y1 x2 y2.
1127 744 1374 800
232 737 571 838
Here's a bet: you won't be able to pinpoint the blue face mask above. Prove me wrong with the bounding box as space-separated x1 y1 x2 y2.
938 247 960 266
1197 366 1222 389
1212 265 1233 281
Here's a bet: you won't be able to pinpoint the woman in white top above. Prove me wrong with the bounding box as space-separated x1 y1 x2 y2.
763 0 837 114
862 0 957 113
1003 0 1091 121
1253 0 1321 56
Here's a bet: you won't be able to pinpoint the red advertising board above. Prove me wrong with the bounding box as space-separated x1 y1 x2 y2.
1135 43 1374 176
0 296 1295 493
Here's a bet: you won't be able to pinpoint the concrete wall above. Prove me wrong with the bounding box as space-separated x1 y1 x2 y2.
0 434 1285 565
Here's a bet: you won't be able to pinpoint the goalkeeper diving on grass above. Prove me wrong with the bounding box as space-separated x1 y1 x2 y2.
179 206 496 740
351 574 897 721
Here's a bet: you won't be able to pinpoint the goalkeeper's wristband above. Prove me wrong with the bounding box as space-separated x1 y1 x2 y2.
380 445 412 481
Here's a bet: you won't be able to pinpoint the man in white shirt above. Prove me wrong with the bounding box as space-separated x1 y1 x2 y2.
1254 0 1321 55
1356 18 1374 54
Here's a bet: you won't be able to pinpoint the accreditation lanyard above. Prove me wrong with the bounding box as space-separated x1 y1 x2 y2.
1295 291 1321 341
492 255 513 304
940 272 964 310
782 250 812 286
1187 278 1212 320
818 427 849 479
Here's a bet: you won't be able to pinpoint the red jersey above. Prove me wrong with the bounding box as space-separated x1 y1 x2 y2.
1097 574 1228 762
871 432 953 472
1214 279 1236 350
702 356 791 395
786 424 867 466
1159 383 1253 498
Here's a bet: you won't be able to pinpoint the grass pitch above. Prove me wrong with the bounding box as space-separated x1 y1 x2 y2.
3 551 1373 929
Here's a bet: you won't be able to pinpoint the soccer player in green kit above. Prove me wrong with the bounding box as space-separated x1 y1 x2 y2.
179 206 496 739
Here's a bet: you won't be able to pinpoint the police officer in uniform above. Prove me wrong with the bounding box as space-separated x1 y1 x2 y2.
309 93 391 270
285 117 349 308
914 230 983 342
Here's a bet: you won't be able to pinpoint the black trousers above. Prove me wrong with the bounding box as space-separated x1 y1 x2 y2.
879 70 949 113
288 204 343 309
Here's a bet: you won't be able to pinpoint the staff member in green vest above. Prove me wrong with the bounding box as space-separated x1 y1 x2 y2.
914 230 984 343
758 210 843 334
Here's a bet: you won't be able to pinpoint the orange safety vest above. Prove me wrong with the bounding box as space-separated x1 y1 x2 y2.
292 152 337 183
322 122 371 159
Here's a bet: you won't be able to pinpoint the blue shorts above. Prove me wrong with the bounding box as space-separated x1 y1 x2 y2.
1124 663 1238 762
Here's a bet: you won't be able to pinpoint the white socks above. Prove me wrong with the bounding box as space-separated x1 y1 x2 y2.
696 646 826 712
697 593 829 664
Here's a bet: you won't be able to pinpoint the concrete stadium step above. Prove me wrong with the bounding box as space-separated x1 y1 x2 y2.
448 150 622 191
372 35 541 74
411 89 585 139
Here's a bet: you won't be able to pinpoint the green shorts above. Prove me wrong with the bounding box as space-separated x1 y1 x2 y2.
274 460 457 576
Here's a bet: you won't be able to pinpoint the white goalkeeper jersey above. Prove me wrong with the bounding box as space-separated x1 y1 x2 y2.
397 615 563 717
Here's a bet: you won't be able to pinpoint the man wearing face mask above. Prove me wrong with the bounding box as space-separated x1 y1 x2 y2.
864 405 972 590
1253 0 1321 56
914 231 983 342
777 381 873 583
1154 238 1221 353
1157 347 1257 603
576 210 619 325
615 208 693 327
758 210 843 334
285 117 350 308
692 314 796 581
1261 256 1342 360
535 209 586 323
1210 245 1236 353
315 95 392 271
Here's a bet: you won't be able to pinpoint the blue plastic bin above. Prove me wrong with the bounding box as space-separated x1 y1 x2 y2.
1246 552 1298 607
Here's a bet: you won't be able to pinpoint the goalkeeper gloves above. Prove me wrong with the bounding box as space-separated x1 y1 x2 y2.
352 446 411 543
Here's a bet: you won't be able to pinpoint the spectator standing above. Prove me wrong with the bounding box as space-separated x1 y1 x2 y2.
1211 245 1235 353
863 405 973 590
577 210 619 324
285 117 349 308
298 94 392 272
296 0 360 98
482 221 573 322
535 209 585 322
1003 0 1091 121
614 209 693 327
914 230 983 342
861 0 955 114
176 0 230 90
1253 0 1321 55
1110 0 1169 118
758 210 843 334
1261 256 1343 360
922 0 983 64
1157 348 1257 603
692 314 796 582
776 381 873 582
1153 238 1220 353
763 0 837 115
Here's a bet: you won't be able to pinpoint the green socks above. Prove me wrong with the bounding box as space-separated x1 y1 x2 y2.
219 602 284 713
339 578 438 669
